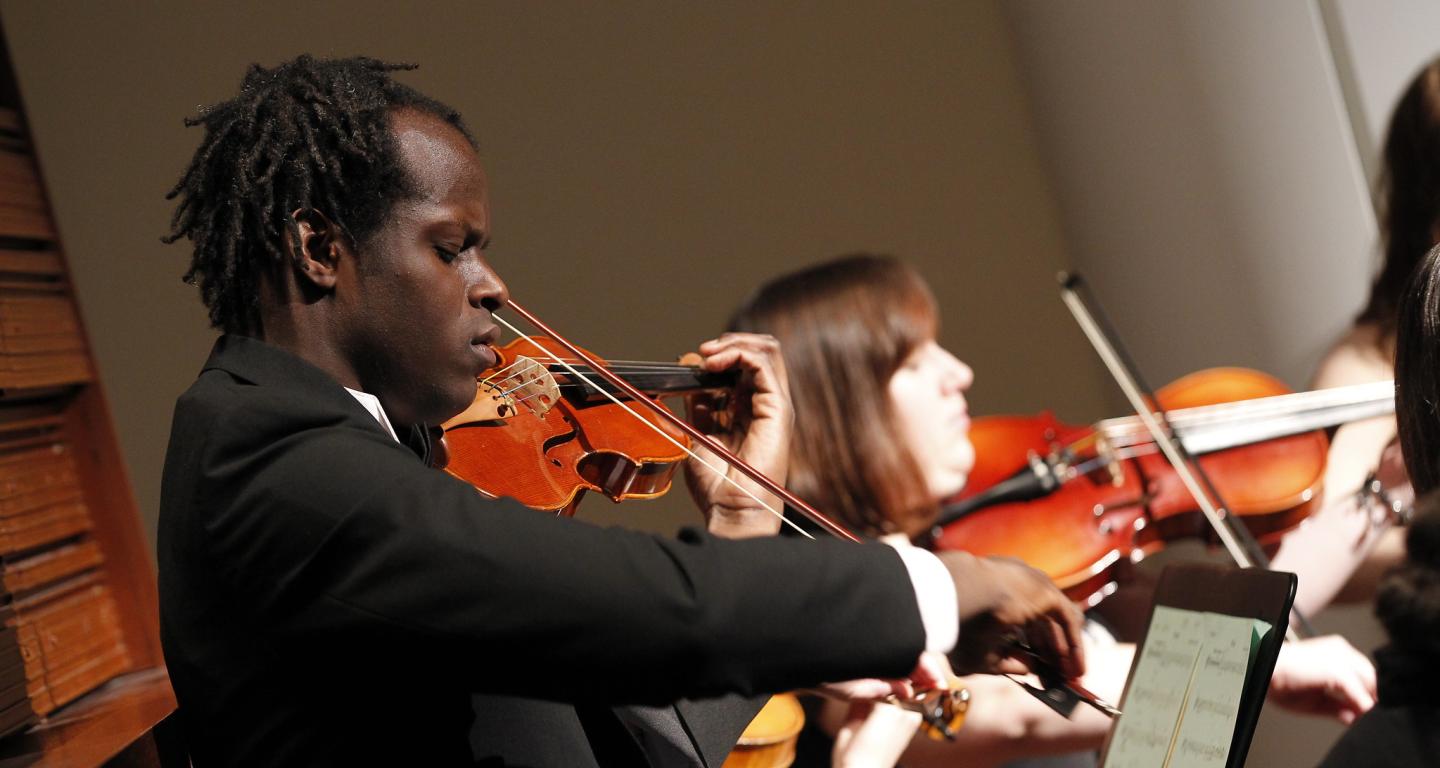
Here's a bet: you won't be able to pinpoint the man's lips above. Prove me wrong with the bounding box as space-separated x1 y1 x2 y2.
471 340 498 372
473 325 501 347
471 325 502 371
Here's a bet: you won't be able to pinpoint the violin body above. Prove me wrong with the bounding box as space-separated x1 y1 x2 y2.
441 337 692 513
934 368 1328 605
937 411 1153 604
722 693 804 768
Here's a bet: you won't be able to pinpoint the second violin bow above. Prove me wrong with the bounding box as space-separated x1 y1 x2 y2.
1056 272 1315 640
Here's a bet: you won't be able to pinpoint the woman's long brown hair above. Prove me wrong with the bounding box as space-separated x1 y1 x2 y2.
1361 57 1440 342
729 254 940 537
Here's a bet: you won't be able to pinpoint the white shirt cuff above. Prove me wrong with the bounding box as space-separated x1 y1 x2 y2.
885 543 958 654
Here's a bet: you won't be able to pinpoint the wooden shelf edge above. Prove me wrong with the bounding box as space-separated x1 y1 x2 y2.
0 666 175 767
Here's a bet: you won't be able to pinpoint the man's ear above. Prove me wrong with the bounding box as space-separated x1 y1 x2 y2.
289 208 345 290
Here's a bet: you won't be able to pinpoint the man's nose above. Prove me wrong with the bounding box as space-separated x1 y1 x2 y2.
468 264 509 312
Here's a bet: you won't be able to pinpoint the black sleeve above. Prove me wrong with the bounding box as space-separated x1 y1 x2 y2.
192 390 929 705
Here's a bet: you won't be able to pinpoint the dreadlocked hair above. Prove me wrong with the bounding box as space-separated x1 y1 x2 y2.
163 55 474 334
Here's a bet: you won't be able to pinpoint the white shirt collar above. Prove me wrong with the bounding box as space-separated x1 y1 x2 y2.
344 387 400 443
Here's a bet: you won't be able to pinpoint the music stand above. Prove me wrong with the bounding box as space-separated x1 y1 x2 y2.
1099 563 1296 768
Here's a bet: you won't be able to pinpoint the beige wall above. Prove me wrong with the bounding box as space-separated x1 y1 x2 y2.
0 2 1106 548
1003 2 1391 765
1005 0 1377 390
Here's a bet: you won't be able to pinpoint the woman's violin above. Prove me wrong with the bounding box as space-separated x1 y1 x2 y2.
930 367 1394 606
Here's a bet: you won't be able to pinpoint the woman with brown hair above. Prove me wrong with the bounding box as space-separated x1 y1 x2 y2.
731 254 1377 767
1272 56 1440 613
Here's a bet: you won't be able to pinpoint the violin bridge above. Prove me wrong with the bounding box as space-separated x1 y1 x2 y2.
505 355 561 417
442 383 520 428
1094 434 1125 487
442 355 561 429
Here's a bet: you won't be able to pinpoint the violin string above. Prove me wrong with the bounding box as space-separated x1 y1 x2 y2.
490 314 814 539
478 353 724 425
493 372 699 401
542 359 698 370
493 358 549 397
482 361 560 405
485 348 732 400
497 377 684 400
1096 380 1393 449
486 364 566 405
513 390 552 407
494 359 612 400
478 357 570 414
479 361 522 386
488 359 708 398
533 363 677 373
478 337 695 371
479 361 514 381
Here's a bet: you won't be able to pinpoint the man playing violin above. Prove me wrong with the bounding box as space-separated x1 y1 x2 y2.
157 56 1085 767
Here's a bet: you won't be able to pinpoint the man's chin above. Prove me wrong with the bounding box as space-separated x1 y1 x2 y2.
434 387 481 426
390 392 474 430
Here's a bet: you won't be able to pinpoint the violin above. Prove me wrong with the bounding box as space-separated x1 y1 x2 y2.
437 299 863 541
722 693 805 768
931 367 1394 606
439 334 734 514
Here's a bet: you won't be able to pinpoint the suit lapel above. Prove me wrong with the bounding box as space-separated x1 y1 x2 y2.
674 694 768 768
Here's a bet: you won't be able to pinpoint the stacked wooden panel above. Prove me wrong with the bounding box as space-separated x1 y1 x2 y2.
0 109 133 738
0 22 170 766
0 291 90 389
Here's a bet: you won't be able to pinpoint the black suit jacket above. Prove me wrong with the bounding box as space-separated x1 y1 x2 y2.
158 336 926 767
469 692 765 767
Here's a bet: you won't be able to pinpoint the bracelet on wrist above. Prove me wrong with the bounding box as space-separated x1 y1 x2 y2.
1357 472 1412 526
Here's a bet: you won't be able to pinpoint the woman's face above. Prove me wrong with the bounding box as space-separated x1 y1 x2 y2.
887 339 975 501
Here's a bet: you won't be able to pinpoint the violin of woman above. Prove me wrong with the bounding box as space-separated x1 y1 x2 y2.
935 367 1394 607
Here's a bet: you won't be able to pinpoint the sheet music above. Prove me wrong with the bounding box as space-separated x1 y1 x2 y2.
1102 607 1270 768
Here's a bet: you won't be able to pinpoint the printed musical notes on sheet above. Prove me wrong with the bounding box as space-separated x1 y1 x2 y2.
1102 606 1271 768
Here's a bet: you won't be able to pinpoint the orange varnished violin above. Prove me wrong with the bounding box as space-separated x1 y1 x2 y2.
931 368 1394 606
722 693 805 768
437 299 862 542
439 335 734 514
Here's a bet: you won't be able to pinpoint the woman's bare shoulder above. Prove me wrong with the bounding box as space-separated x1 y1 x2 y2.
1311 323 1393 389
